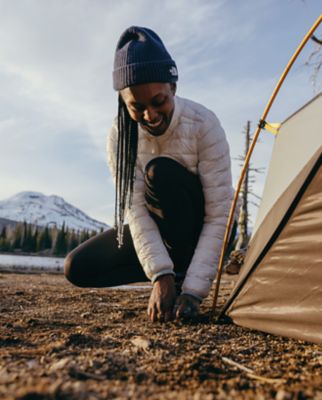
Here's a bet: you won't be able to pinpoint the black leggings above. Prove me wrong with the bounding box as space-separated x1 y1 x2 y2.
64 157 205 288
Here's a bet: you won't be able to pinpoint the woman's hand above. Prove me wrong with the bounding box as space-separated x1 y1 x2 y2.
174 294 200 320
148 274 176 322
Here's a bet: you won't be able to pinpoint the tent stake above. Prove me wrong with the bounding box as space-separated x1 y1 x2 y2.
211 14 322 320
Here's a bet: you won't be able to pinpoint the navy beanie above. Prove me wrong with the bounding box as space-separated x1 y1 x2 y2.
113 26 178 91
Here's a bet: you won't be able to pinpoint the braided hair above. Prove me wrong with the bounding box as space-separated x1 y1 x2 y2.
112 27 178 247
114 95 138 247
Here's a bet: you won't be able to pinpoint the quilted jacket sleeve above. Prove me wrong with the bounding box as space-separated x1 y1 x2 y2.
181 112 233 300
107 121 175 282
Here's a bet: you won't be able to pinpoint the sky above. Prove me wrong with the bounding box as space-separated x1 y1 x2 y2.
0 0 321 227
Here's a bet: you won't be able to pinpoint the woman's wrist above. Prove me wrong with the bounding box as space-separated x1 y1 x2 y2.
154 274 175 284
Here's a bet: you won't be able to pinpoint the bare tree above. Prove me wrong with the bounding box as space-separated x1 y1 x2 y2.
305 35 322 93
235 121 264 250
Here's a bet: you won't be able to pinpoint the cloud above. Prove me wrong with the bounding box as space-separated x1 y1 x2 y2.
0 0 321 226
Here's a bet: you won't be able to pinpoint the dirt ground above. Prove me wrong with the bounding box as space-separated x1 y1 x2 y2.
0 273 321 400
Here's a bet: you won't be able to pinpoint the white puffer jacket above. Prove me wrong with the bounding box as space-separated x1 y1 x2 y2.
107 95 234 299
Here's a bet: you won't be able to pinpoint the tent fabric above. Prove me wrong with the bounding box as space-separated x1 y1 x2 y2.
253 92 322 236
222 94 322 344
222 146 322 312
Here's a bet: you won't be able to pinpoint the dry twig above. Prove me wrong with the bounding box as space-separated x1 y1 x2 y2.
222 356 284 384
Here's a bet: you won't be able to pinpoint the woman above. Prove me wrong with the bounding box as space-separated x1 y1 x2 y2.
64 26 235 322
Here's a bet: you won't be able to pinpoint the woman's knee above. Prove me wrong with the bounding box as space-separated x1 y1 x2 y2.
145 157 185 184
64 250 88 287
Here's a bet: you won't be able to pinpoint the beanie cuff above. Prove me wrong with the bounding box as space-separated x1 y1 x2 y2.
113 60 178 91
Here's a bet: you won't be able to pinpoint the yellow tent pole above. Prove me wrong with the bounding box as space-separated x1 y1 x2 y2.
211 14 322 319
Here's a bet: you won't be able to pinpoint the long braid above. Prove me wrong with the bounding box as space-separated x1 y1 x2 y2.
114 95 138 247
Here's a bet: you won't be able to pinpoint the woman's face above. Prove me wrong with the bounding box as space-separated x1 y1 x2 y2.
120 82 176 136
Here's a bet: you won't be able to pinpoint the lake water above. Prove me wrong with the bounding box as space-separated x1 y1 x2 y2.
0 253 151 289
0 253 64 273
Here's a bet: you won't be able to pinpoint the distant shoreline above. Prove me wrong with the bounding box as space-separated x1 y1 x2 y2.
0 251 65 259
0 253 64 274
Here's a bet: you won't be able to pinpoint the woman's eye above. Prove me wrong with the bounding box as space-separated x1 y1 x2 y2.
153 98 167 107
130 96 167 112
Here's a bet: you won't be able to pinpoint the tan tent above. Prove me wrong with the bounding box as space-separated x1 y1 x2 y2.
221 93 322 344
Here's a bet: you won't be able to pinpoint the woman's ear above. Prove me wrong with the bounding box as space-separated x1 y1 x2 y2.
170 83 177 96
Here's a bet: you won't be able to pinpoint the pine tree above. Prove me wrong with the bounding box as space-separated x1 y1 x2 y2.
21 221 31 252
0 226 9 251
0 226 6 240
13 223 23 250
31 227 38 253
53 222 68 256
19 221 27 250
37 228 45 252
44 226 53 250
37 225 52 252
67 229 79 252
79 229 90 245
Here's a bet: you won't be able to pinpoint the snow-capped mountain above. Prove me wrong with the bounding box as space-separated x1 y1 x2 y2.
0 191 109 232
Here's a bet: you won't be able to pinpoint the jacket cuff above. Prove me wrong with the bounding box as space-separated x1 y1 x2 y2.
151 270 176 283
181 282 208 300
181 292 203 302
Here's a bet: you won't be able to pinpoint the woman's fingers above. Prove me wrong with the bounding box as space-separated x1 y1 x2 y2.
148 302 174 322
148 301 165 322
147 303 153 320
147 277 177 322
190 308 198 318
175 302 187 319
148 299 158 322
148 295 199 322
174 296 200 320
164 309 173 322
150 304 158 322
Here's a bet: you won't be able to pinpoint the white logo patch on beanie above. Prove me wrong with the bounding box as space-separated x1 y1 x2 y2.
169 66 178 76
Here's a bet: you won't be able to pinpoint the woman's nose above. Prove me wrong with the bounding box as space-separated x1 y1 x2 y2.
143 107 158 122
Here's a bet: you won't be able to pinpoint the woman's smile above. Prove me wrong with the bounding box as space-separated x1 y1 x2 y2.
145 118 163 128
